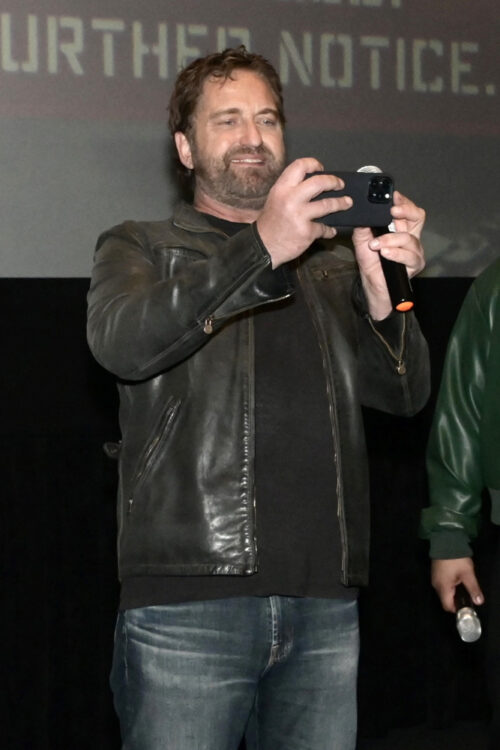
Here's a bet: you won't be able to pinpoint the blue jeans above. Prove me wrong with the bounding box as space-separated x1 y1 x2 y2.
110 596 359 750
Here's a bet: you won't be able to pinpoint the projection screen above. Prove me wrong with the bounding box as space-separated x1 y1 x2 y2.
0 0 498 277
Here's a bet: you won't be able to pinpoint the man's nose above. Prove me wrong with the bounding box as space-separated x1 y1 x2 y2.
240 120 263 147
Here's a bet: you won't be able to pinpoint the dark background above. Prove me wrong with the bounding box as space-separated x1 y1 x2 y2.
1 274 493 749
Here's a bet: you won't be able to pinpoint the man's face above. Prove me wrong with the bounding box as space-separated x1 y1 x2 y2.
176 69 286 211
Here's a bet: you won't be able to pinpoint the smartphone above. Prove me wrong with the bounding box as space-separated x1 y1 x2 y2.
309 171 394 228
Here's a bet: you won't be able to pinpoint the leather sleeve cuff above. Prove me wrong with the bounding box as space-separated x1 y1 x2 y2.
427 530 473 559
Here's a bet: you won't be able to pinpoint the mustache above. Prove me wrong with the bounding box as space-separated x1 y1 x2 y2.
224 144 274 165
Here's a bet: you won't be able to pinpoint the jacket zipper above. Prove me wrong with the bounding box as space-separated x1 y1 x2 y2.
248 313 259 573
367 314 407 374
296 265 349 579
127 399 179 515
203 311 259 571
202 289 293 337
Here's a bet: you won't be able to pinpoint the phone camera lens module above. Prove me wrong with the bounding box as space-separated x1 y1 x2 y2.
368 176 392 204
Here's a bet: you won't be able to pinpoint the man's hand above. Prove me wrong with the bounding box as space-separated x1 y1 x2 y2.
352 191 426 320
431 557 485 613
257 158 353 268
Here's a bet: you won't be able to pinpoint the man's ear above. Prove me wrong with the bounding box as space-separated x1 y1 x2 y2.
174 131 194 170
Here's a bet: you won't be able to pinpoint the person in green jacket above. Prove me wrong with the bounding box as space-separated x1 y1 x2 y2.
421 257 500 748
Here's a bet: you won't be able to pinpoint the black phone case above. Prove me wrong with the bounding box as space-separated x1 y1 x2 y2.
310 171 394 228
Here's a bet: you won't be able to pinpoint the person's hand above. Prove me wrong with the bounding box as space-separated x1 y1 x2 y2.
431 557 485 613
257 158 353 268
351 191 426 319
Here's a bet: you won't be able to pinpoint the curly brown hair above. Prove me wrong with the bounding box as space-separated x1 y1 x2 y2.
168 46 285 137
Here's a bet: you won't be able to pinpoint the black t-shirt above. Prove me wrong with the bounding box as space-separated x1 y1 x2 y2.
120 216 355 608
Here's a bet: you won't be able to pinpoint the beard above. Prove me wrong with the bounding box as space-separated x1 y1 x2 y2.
190 142 285 210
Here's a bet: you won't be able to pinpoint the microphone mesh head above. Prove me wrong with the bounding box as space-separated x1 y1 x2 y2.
456 608 482 643
357 165 383 173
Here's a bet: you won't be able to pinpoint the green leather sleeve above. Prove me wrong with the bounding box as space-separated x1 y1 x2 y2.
421 273 493 558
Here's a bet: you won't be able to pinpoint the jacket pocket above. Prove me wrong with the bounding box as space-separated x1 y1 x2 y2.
126 397 180 514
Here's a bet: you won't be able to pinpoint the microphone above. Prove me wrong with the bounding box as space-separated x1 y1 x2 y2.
357 165 414 313
454 584 482 643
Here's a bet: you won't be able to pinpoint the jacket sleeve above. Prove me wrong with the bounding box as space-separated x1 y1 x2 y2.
420 281 489 558
87 220 292 380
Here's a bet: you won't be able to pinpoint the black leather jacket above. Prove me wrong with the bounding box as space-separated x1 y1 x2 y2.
87 202 430 586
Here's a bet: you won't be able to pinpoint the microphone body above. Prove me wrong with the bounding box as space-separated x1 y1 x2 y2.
373 226 414 312
357 165 414 313
454 584 482 643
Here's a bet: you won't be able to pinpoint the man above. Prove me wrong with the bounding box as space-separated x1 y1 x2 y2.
87 47 430 750
421 258 500 748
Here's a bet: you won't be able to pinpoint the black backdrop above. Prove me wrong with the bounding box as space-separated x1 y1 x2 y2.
1 275 493 749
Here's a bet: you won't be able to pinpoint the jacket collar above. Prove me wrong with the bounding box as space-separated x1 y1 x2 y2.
172 201 230 236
